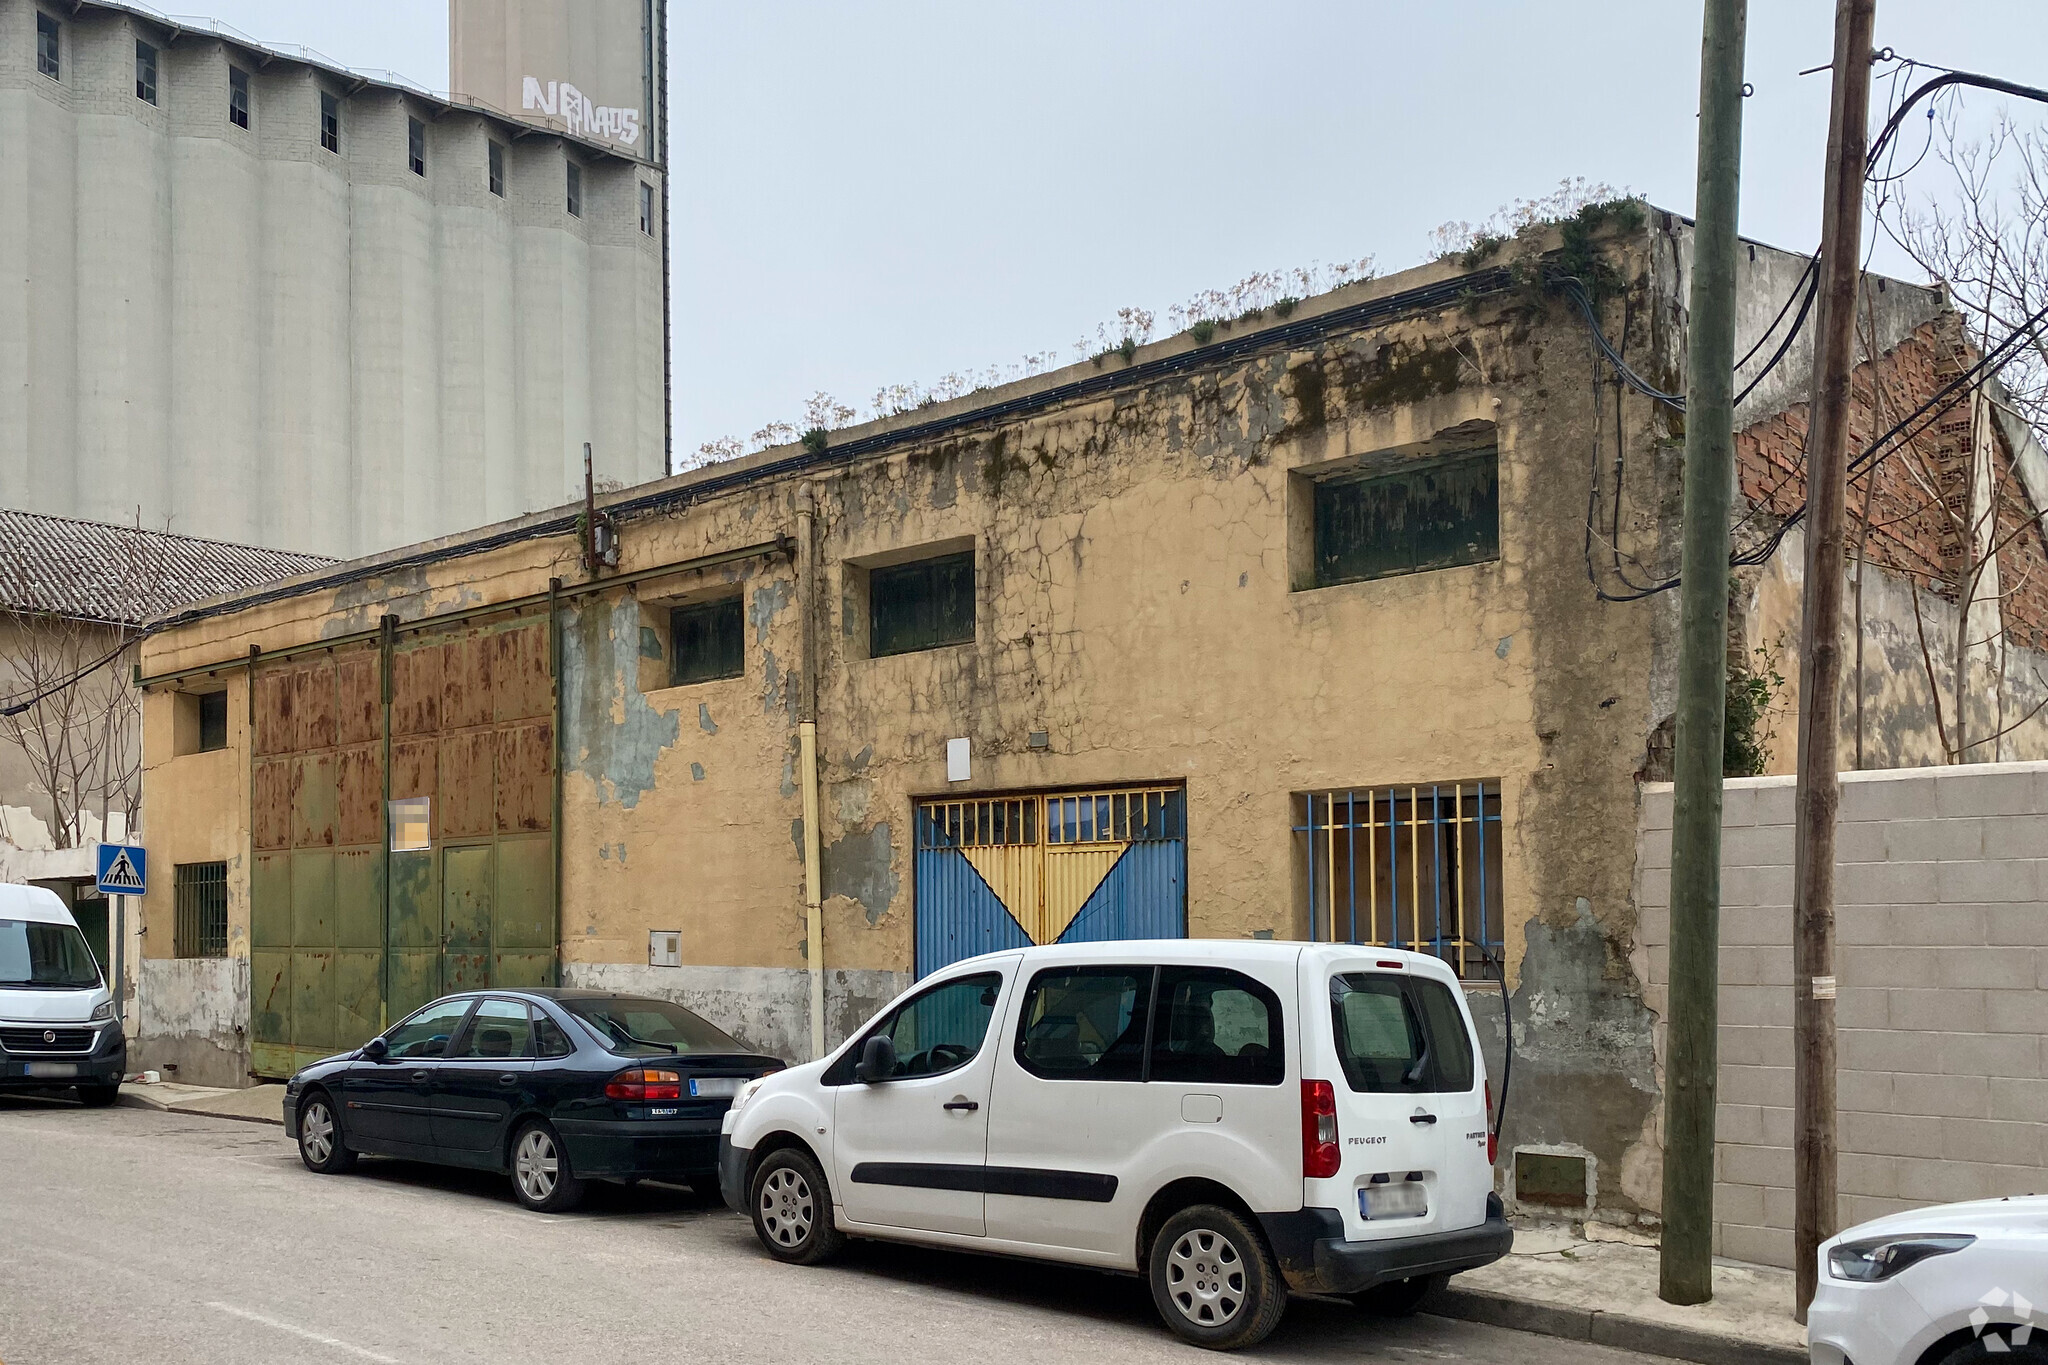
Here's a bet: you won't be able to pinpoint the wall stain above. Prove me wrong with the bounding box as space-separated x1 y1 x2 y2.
821 822 897 926
749 578 793 633
698 703 719 735
691 762 706 782
561 596 680 808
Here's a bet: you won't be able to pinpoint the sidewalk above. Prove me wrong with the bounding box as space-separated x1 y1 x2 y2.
1428 1224 1806 1365
117 1080 286 1126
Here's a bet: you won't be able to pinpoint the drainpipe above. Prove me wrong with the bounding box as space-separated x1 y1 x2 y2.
795 483 825 1061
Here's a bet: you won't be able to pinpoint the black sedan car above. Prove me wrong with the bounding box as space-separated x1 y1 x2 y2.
282 988 783 1212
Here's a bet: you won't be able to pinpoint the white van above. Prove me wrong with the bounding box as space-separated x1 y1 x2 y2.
0 883 126 1106
718 940 1511 1349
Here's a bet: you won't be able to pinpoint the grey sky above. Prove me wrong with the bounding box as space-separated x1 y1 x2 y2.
189 2 2048 470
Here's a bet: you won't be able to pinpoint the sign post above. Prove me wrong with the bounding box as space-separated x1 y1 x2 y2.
95 844 148 1030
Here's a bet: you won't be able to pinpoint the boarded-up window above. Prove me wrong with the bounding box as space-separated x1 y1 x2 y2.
1313 449 1499 587
670 597 743 685
871 551 974 658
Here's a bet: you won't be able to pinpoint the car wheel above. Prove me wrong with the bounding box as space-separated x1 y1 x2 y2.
1935 1332 2048 1364
509 1120 585 1212
747 1146 845 1265
1148 1204 1287 1350
75 1083 122 1108
296 1092 357 1174
1349 1272 1445 1316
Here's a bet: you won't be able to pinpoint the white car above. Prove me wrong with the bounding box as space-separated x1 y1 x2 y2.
1809 1195 2048 1365
718 940 1511 1350
0 883 126 1106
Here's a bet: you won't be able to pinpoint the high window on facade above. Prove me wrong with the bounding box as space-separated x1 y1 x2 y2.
488 140 505 196
407 116 425 175
639 181 655 235
1293 781 1505 979
319 91 339 153
36 12 58 79
669 597 744 686
1310 447 1499 587
228 66 250 127
174 689 229 755
134 40 156 103
565 160 582 216
869 550 974 658
174 862 229 959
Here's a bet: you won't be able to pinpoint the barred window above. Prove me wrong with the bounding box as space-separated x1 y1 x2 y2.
174 862 228 959
1295 781 1504 979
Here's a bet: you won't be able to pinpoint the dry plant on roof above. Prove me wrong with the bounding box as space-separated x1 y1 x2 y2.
0 533 164 849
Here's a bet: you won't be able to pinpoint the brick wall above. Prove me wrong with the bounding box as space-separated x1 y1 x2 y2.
1636 764 2048 1268
1736 320 2048 651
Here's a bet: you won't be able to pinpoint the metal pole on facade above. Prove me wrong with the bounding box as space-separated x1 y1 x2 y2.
1660 0 1748 1308
1792 0 1876 1320
795 484 826 1061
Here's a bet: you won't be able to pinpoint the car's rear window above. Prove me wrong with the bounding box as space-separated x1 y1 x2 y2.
559 996 744 1057
1329 973 1475 1094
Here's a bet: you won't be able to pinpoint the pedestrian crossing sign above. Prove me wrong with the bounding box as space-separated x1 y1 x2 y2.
95 844 147 896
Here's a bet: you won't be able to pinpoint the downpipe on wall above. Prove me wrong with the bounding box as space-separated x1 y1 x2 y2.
796 484 826 1061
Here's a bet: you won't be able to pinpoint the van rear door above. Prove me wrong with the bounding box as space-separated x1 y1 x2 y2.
1302 956 1492 1243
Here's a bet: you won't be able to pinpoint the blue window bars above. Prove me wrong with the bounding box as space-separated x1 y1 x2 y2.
1293 781 1504 978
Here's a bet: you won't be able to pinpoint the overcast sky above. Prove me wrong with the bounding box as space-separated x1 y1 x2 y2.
190 2 2048 470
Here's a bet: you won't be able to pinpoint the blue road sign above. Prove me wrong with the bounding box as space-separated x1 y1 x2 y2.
96 844 147 896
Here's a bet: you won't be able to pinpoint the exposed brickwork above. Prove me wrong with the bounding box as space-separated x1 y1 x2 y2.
1735 319 2048 650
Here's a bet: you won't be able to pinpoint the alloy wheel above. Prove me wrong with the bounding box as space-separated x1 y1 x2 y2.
515 1128 559 1203
301 1101 334 1165
1166 1227 1246 1327
758 1167 813 1247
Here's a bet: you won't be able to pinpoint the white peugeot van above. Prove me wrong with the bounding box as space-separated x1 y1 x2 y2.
719 940 1511 1349
0 883 126 1106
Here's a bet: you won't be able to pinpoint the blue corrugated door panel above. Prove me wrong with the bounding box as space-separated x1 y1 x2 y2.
914 847 1032 978
1057 840 1187 945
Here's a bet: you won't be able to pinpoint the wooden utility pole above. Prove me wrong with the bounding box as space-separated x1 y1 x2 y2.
1660 0 1749 1309
1792 0 1876 1321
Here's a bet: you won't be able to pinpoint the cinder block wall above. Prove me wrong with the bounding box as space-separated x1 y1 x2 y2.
1636 763 2048 1268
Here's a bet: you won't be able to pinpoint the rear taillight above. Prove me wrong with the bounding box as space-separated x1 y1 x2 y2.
1301 1079 1340 1179
606 1068 682 1101
1485 1081 1498 1165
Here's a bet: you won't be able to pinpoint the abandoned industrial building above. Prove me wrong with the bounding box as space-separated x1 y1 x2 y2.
130 204 2048 1247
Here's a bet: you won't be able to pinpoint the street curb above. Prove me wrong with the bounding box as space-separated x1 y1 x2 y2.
1426 1285 1806 1365
115 1092 284 1127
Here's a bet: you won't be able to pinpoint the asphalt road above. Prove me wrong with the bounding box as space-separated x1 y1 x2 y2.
0 1096 1675 1365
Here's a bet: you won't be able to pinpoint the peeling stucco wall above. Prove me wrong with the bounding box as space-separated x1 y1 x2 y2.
136 956 250 1088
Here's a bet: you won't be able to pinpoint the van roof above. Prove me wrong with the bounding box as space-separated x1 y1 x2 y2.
0 883 79 926
942 938 1466 984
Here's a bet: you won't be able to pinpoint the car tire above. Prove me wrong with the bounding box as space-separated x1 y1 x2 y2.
1935 1333 2048 1364
75 1083 122 1108
747 1146 845 1265
509 1119 585 1213
1348 1272 1445 1317
1148 1204 1288 1350
296 1091 357 1174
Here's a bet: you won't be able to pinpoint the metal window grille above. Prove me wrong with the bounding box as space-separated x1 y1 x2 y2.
37 12 58 79
135 41 155 103
229 67 249 127
1293 781 1504 978
174 862 229 959
917 786 1184 851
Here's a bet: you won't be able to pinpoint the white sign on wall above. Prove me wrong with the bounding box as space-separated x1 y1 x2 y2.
523 76 640 146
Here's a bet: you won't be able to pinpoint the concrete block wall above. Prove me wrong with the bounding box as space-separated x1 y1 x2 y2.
1636 763 2048 1269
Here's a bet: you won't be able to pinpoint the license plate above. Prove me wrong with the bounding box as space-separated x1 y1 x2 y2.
689 1077 741 1098
26 1062 80 1079
1360 1182 1428 1220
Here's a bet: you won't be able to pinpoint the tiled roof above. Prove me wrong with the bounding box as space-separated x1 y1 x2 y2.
0 509 336 626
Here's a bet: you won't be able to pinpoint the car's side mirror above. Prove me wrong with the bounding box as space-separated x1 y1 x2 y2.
362 1036 389 1062
854 1034 896 1084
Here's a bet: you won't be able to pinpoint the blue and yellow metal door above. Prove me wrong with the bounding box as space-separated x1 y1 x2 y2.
914 785 1186 977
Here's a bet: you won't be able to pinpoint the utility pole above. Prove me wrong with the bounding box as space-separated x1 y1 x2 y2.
1792 0 1876 1321
1660 0 1748 1308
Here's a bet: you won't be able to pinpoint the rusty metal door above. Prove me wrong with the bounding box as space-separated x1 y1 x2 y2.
250 618 555 1079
